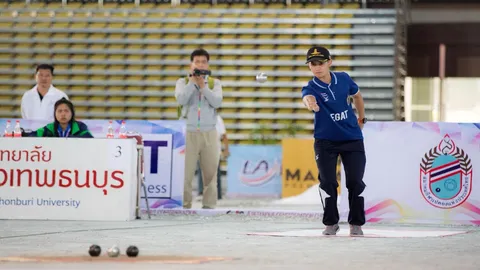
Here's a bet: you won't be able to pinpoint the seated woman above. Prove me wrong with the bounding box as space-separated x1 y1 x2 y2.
35 98 93 138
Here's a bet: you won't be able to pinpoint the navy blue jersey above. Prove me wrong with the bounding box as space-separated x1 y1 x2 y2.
301 72 363 141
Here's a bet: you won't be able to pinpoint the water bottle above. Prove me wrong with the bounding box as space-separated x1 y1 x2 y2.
106 120 114 138
4 120 12 137
118 120 127 138
13 120 22 137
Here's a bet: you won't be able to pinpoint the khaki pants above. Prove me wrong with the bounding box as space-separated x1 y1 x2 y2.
183 129 220 209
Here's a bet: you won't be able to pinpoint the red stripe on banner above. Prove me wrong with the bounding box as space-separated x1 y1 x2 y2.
430 160 459 172
430 169 461 183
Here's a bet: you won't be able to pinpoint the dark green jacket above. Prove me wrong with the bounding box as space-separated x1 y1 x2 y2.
36 121 93 138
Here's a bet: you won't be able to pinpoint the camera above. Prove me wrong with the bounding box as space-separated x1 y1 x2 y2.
192 69 211 76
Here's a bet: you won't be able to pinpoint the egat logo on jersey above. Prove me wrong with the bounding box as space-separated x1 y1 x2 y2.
330 110 348 122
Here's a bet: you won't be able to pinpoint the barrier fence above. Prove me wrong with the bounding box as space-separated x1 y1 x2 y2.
1 119 479 225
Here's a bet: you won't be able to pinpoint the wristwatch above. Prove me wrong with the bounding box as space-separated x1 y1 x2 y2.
358 117 367 124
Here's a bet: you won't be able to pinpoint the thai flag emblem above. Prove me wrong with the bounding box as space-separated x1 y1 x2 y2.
420 134 473 209
429 160 461 184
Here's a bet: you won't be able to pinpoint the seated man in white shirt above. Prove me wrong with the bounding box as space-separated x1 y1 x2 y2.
21 64 68 122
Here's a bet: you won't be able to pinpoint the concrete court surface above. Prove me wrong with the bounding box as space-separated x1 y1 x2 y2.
1 209 480 270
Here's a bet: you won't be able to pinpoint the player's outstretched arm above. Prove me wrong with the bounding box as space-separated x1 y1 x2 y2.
303 95 320 112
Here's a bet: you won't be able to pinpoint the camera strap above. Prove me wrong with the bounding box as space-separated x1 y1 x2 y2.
194 84 201 131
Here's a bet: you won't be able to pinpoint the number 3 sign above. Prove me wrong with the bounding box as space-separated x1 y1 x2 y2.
115 146 122 157
107 139 135 170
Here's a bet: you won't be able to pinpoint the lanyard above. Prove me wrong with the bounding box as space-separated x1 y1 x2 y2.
194 84 202 131
197 91 201 131
57 124 71 137
194 76 209 132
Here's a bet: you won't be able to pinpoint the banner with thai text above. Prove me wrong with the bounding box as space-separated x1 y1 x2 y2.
0 119 186 210
0 137 137 221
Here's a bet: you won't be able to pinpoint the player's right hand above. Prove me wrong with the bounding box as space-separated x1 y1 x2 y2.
303 95 320 112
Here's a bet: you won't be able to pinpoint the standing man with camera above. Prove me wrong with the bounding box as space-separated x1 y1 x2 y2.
175 48 223 209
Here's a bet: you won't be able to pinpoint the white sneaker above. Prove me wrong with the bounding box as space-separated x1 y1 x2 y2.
349 225 364 236
322 224 340 235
